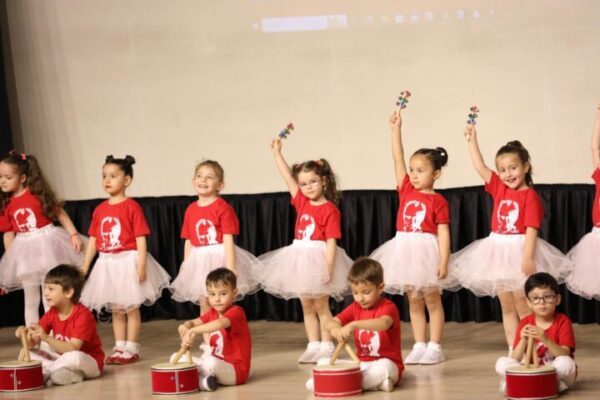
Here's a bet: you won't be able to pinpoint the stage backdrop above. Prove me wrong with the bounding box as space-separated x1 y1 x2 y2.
1 0 600 200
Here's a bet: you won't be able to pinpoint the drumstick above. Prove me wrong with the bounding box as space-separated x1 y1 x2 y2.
172 333 195 365
524 335 534 369
329 341 345 366
344 344 360 364
532 342 539 368
19 329 30 362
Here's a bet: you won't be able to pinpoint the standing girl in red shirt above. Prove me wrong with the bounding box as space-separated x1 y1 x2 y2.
565 104 600 300
370 109 458 365
452 123 571 348
0 151 85 326
256 137 352 364
80 155 170 364
170 160 259 317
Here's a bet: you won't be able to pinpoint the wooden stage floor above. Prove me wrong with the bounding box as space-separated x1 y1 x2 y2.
1 319 599 399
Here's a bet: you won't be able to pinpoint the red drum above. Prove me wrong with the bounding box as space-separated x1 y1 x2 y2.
505 364 558 400
0 360 44 392
313 363 362 398
151 362 199 395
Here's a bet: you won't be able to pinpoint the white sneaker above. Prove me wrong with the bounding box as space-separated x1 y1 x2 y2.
499 379 506 394
379 377 395 392
558 380 568 393
298 343 320 364
50 368 84 386
306 377 314 391
420 343 445 365
199 375 217 391
404 343 427 364
314 342 334 363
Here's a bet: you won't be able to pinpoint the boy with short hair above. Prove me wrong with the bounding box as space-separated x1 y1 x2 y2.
177 267 251 392
495 272 577 392
307 257 403 392
16 264 104 386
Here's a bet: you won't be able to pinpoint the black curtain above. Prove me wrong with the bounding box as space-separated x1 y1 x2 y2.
2 184 599 328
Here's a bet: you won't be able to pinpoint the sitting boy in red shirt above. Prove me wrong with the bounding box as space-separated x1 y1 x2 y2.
176 267 251 391
495 272 576 393
307 257 404 392
16 264 104 386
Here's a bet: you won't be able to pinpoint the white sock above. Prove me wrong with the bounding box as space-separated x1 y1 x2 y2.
319 341 334 351
115 340 127 351
414 341 427 349
307 341 320 351
125 341 140 355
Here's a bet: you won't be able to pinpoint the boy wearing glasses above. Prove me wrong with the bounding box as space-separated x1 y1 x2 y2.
495 272 576 393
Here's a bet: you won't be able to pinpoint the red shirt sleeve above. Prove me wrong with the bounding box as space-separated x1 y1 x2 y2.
130 201 151 237
592 168 600 185
180 205 192 240
378 300 398 327
38 308 55 334
199 309 217 324
336 303 357 326
224 306 243 330
556 315 576 351
220 202 240 235
484 172 502 196
69 307 96 342
433 196 450 225
290 190 307 208
324 206 342 240
397 174 412 199
523 190 543 229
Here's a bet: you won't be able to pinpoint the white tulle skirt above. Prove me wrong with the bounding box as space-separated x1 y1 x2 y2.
0 225 88 291
169 243 260 303
565 227 600 300
369 231 461 297
256 240 352 301
81 250 171 312
451 233 572 297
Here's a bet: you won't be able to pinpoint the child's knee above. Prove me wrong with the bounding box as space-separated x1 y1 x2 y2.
553 356 576 377
495 357 518 376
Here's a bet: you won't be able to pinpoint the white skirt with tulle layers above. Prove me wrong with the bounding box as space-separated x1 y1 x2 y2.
565 227 600 300
169 243 260 304
451 233 572 297
80 250 171 312
255 240 352 301
0 225 88 291
369 231 461 297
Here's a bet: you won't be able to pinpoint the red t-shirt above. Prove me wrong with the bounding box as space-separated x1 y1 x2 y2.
180 198 239 246
88 198 150 253
2 190 54 232
513 313 575 364
199 305 251 384
485 172 543 234
38 303 105 371
0 210 11 232
396 175 449 233
291 191 341 241
592 168 600 227
336 297 404 376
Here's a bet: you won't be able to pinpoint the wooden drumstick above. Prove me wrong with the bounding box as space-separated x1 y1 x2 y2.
172 332 195 365
532 341 540 368
19 328 30 362
329 341 345 366
344 343 360 364
524 335 534 369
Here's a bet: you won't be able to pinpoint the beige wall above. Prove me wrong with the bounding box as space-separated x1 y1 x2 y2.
3 0 600 200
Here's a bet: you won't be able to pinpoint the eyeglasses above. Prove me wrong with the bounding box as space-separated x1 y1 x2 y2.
527 294 557 304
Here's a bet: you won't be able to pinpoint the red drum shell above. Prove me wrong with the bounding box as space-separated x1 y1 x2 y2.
313 363 362 398
505 364 558 400
0 360 44 392
151 363 199 395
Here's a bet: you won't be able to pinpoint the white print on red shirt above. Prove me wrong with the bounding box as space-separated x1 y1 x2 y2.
195 219 218 245
209 330 225 358
357 329 381 357
14 208 36 232
100 216 122 251
497 200 519 233
403 200 426 232
297 214 316 240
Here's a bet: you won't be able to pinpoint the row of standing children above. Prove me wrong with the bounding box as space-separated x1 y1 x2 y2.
1 104 599 391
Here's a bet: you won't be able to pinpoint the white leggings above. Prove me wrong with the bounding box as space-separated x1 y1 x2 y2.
30 342 101 381
170 352 237 386
23 282 48 326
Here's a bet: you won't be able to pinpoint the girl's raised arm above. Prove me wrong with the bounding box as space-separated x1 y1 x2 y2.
465 124 493 184
271 138 299 197
390 110 407 185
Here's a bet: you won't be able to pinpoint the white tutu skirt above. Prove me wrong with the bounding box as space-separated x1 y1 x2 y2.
169 243 260 303
451 233 572 297
565 227 600 300
0 225 88 291
369 231 461 297
256 240 352 301
81 250 171 312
